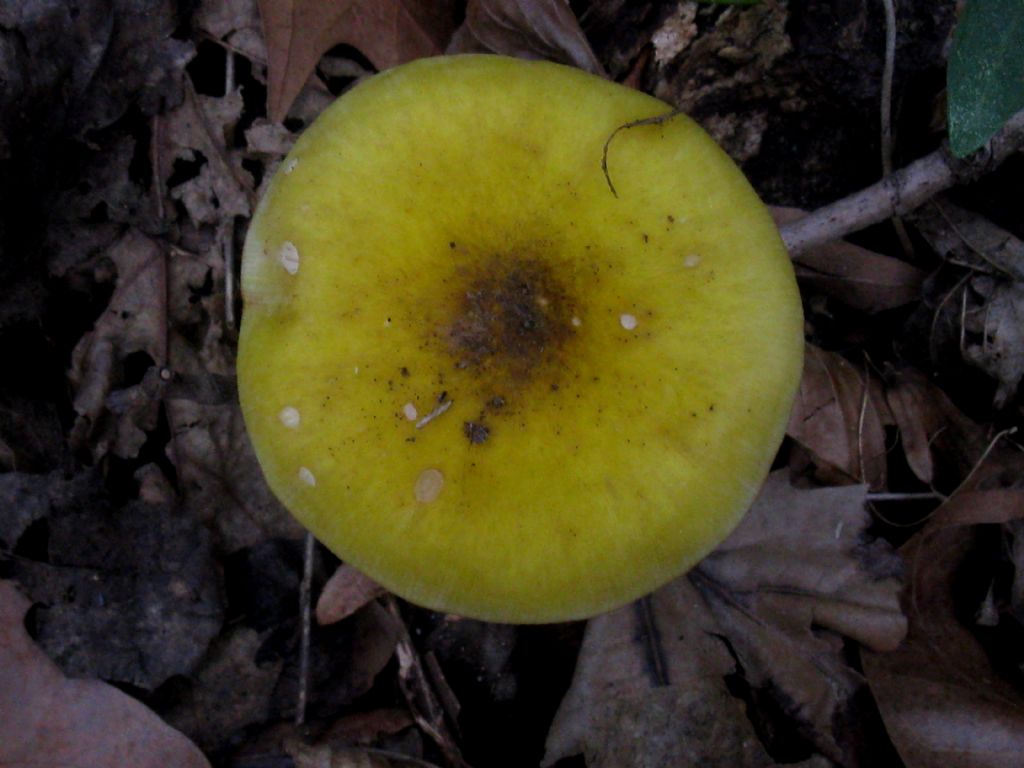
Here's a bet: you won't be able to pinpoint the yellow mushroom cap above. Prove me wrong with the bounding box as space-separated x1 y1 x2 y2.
238 55 803 623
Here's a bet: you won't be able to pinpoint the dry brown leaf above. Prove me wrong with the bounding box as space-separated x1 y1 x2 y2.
1010 519 1024 623
699 473 907 653
166 399 304 550
164 247 235 387
793 238 925 312
273 600 403 724
196 0 267 67
913 198 1024 282
246 117 302 196
0 435 14 472
863 491 1024 768
64 221 236 464
0 393 63 474
884 367 989 486
158 85 252 395
773 207 926 313
447 0 604 75
159 85 252 227
0 471 55 550
787 344 889 490
161 625 284 752
543 578 774 768
103 368 167 458
384 597 469 768
0 580 211 768
68 229 166 459
693 472 906 762
913 200 1024 407
259 0 456 122
320 708 416 747
924 490 1024 531
963 280 1024 408
8 489 223 691
0 0 194 148
246 117 298 157
230 718 427 767
288 742 443 767
317 564 388 625
422 617 515 709
68 90 244 463
45 134 159 278
136 462 176 504
547 473 905 766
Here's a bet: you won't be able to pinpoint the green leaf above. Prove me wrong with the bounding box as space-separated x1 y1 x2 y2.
947 0 1024 157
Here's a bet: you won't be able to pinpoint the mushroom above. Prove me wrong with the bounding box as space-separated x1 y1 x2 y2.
238 55 803 623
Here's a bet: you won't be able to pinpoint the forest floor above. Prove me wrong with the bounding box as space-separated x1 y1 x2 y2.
1 1 1023 767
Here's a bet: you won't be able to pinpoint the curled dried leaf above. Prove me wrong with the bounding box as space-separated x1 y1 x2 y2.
772 207 926 313
259 0 456 121
863 491 1024 768
694 473 906 762
317 563 387 625
447 0 605 76
543 579 773 767
883 366 988 487
787 344 889 490
68 230 166 460
0 581 211 768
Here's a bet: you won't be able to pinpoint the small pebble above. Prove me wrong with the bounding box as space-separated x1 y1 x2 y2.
298 467 316 486
620 313 638 330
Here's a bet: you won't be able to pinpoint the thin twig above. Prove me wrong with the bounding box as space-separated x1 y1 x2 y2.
346 748 449 768
384 597 470 768
874 426 1021 528
869 504 944 529
880 0 896 181
931 198 1018 277
949 427 1019 498
415 399 453 429
602 110 681 197
296 531 315 726
634 596 670 687
959 279 969 355
856 356 871 485
224 47 237 333
184 79 254 205
149 114 165 223
879 0 915 256
866 491 945 502
928 271 971 361
780 108 1024 255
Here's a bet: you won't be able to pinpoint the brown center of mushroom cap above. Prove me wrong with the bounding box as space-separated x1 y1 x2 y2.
446 256 576 383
